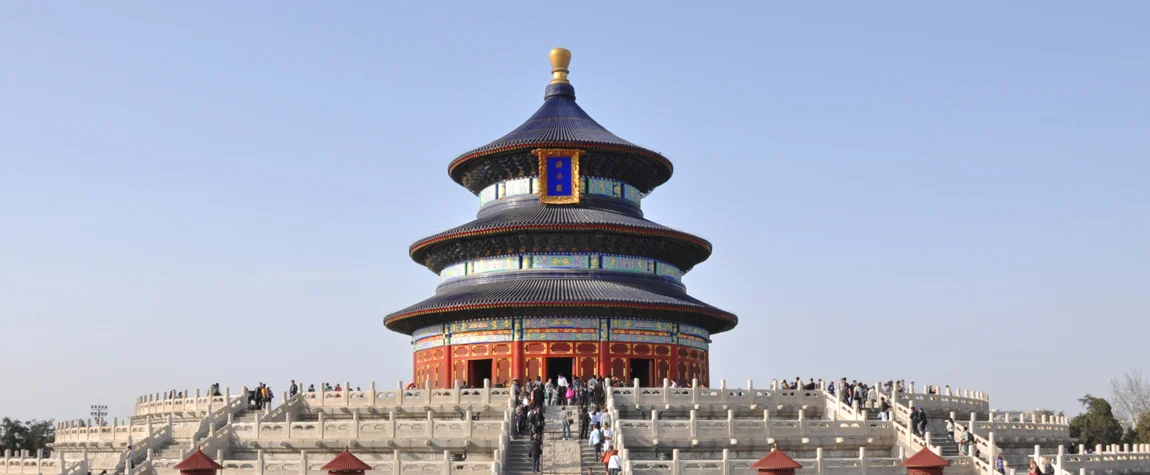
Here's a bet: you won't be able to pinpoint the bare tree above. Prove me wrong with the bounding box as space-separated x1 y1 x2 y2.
1110 369 1150 426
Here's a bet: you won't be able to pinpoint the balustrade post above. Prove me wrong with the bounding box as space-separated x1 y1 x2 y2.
988 432 996 462
727 409 734 438
425 381 433 405
719 379 727 403
925 431 932 448
746 379 754 404
483 379 490 404
691 379 699 404
816 447 824 475
392 449 401 474
1096 444 1102 455
352 410 360 439
722 448 730 475
389 410 397 439
970 412 977 435
664 378 671 405
671 449 680 475
426 411 434 439
799 408 806 437
441 450 450 475
298 450 307 475
771 379 777 390
859 447 868 475
689 410 697 438
763 410 771 439
651 410 659 439
316 412 324 439
464 410 472 438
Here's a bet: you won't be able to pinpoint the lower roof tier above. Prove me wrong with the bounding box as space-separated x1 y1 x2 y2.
383 274 737 335
410 202 712 273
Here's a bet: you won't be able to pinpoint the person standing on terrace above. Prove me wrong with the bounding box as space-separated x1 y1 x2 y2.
557 374 569 405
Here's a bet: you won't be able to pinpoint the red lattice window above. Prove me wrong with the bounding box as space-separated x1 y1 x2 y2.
492 344 511 354
579 357 597 380
576 342 598 354
525 342 546 354
433 349 445 359
550 342 572 353
658 360 670 380
472 345 488 356
527 358 542 379
689 350 699 360
633 344 651 355
611 358 626 380
654 345 671 356
454 347 469 357
677 348 689 358
497 358 511 383
610 343 629 354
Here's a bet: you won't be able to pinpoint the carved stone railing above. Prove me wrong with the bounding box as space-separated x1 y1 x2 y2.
614 411 894 445
133 389 238 418
228 411 506 443
0 452 64 475
608 379 825 411
148 450 498 475
299 380 511 410
623 448 977 475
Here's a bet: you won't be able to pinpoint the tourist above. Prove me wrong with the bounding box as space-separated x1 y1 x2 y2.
917 408 929 438
960 426 974 455
946 418 955 443
602 422 613 450
579 406 591 440
910 407 922 437
264 385 274 408
532 382 545 410
308 384 316 392
1042 457 1054 475
289 380 298 398
545 378 555 406
827 381 836 397
879 397 891 421
599 408 611 429
607 450 622 475
557 374 569 405
670 379 679 388
1028 459 1042 475
529 433 543 472
588 423 604 460
996 454 1006 474
562 408 573 440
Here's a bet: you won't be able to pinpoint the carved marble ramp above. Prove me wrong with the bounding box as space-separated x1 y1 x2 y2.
541 404 586 474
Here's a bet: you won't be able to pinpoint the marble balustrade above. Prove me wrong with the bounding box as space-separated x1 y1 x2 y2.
624 448 975 475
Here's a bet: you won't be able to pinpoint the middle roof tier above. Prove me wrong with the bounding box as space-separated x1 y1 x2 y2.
409 199 712 275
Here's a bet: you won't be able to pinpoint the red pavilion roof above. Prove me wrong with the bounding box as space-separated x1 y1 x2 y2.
901 447 951 468
173 450 223 471
750 449 804 471
321 449 373 472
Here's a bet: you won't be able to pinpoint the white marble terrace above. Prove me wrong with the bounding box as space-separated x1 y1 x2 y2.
17 379 1150 475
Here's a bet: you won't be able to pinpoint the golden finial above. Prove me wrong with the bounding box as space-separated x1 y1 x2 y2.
549 47 571 84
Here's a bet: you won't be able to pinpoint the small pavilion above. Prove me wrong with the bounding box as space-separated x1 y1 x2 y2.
320 449 374 475
172 450 224 475
750 448 804 475
901 447 951 475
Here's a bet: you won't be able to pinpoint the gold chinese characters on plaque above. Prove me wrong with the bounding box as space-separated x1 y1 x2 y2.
533 148 583 205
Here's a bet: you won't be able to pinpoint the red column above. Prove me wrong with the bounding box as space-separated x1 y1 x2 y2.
597 340 609 379
512 342 524 382
443 344 453 389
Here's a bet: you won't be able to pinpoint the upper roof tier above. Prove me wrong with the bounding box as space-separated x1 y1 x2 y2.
448 48 674 194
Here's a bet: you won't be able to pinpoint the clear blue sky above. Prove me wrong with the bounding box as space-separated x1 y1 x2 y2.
2 3 1147 422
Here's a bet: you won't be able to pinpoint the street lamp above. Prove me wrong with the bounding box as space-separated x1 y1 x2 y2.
90 404 108 426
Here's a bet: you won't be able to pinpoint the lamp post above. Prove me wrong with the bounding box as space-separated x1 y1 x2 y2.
90 404 108 426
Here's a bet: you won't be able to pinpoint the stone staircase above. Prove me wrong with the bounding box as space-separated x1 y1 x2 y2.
504 437 540 474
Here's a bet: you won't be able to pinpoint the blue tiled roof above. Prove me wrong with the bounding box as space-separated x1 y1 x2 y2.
450 83 666 163
382 274 737 334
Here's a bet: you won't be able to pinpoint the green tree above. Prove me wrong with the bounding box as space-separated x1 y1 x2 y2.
0 418 55 454
1136 411 1150 443
1069 394 1125 447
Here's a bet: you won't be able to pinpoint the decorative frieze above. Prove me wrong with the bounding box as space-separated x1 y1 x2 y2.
478 176 642 207
440 252 683 282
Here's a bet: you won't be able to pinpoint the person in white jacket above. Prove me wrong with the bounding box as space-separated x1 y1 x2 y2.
607 451 622 475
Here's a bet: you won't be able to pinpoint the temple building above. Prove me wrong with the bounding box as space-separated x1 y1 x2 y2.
383 48 737 388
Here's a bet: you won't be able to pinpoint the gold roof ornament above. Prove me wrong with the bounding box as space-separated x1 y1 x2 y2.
550 47 572 84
